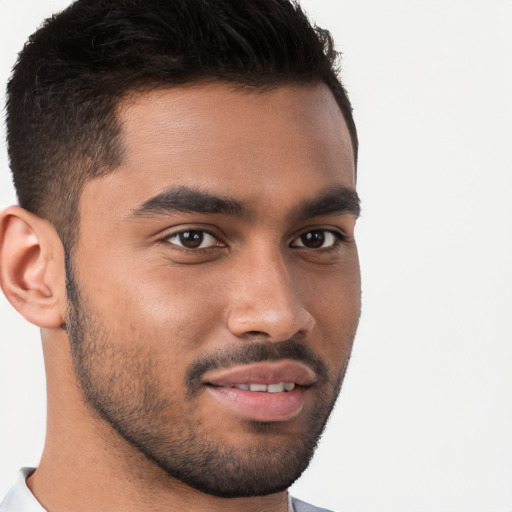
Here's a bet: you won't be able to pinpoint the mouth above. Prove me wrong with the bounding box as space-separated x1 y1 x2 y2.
202 361 316 422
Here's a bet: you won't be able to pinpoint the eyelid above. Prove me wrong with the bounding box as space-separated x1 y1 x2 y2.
289 228 348 250
159 226 226 250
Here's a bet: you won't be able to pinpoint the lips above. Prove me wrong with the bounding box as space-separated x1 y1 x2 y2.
203 361 316 422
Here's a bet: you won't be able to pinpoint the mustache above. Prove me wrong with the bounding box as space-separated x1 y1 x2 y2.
185 339 329 398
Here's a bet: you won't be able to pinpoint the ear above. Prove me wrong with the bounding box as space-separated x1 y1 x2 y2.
0 206 67 328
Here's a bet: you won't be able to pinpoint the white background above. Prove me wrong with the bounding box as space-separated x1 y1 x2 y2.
1 1 511 511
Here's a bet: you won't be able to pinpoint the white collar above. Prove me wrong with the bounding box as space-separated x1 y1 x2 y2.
0 468 46 512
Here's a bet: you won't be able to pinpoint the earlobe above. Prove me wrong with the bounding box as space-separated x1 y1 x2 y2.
0 206 66 328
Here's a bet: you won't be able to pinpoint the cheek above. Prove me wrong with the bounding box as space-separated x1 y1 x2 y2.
297 256 361 356
298 248 360 311
93 263 227 355
76 218 224 351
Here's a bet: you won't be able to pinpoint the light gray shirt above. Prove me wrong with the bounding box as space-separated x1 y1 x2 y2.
1 468 335 512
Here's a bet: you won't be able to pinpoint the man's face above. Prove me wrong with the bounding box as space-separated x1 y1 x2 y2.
66 83 360 497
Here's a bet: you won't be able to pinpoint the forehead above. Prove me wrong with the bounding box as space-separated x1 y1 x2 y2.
81 83 355 218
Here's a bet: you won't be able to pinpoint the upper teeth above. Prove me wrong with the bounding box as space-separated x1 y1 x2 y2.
225 382 295 393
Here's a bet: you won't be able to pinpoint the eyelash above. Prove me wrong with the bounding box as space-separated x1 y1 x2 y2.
160 228 347 251
161 229 225 250
289 229 346 249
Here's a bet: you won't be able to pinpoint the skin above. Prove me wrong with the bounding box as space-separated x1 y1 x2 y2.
0 83 360 512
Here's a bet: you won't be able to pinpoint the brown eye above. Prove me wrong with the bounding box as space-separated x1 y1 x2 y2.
291 230 338 249
181 231 204 248
301 231 325 248
165 230 219 249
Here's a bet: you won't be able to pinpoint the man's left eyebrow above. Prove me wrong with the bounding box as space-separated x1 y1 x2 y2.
296 186 361 220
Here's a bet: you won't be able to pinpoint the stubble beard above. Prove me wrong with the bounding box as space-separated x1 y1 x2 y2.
64 262 355 498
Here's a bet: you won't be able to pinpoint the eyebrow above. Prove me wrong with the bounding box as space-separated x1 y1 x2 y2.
296 186 361 220
132 186 246 218
131 184 360 220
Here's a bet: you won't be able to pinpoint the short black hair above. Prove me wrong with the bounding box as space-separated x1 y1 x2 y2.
6 0 358 249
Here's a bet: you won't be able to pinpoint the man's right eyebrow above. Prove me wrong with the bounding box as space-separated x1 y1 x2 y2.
130 186 246 218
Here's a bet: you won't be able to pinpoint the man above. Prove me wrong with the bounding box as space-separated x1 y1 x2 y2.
0 0 360 510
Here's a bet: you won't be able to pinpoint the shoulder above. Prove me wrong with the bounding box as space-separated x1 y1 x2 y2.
291 496 337 512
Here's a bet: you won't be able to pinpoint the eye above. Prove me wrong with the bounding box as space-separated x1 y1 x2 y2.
164 230 222 249
290 230 341 249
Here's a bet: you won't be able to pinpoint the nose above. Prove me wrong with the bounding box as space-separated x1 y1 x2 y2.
226 248 315 342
